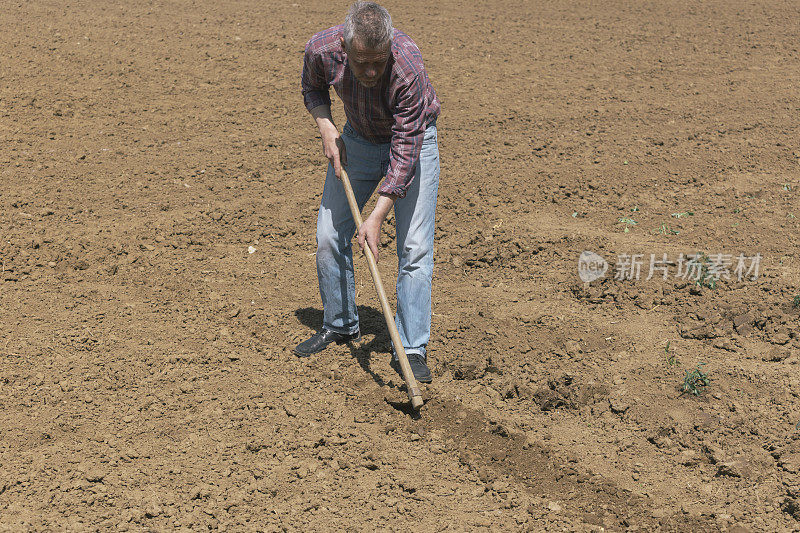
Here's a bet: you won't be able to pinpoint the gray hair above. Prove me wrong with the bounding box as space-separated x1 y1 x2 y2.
343 2 393 50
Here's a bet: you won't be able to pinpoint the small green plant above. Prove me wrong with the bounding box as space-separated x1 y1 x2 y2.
618 217 637 233
784 183 793 191
682 363 710 396
671 211 694 219
793 295 800 308
694 253 717 290
665 341 679 366
652 223 679 236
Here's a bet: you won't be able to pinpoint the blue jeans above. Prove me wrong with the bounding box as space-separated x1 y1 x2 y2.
316 121 440 357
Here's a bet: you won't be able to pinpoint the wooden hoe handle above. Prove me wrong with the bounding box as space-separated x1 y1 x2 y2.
339 168 424 410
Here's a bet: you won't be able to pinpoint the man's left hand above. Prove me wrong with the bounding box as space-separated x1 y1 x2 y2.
357 214 383 262
356 194 397 262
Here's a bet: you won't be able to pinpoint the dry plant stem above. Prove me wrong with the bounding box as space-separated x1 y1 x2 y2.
339 168 424 410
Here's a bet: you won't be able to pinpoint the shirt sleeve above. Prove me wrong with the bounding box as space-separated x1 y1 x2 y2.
379 73 427 199
301 40 332 112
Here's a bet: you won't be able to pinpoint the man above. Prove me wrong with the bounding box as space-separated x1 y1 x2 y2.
295 1 441 383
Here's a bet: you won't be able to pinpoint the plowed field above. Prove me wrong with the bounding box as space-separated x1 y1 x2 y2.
2 1 799 531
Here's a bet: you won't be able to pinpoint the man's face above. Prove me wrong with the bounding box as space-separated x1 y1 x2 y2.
341 37 390 88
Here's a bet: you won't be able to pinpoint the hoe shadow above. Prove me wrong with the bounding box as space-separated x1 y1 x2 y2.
294 307 423 419
384 398 422 419
294 306 395 386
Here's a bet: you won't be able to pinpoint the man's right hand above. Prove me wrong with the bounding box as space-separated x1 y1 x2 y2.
310 105 347 179
320 124 347 180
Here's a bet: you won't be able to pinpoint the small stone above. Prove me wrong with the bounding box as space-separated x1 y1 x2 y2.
713 339 736 351
122 447 139 460
523 431 538 449
610 350 627 361
652 435 675 450
126 508 145 523
651 508 670 519
491 480 509 492
609 395 630 414
770 333 791 346
565 340 581 356
782 498 800 520
144 501 163 518
85 469 106 483
547 501 562 513
678 449 701 466
763 347 790 362
732 312 753 330
715 461 747 478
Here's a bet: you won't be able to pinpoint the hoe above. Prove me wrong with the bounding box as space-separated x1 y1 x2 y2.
340 168 424 411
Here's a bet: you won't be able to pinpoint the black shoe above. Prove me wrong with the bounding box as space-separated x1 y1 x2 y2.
391 353 433 383
293 328 360 357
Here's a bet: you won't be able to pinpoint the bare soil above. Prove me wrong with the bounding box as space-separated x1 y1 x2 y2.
1 1 799 531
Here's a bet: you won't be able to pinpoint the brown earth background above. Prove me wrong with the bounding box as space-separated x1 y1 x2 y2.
2 0 800 531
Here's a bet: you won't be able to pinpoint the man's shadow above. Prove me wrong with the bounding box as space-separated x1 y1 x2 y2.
294 307 395 387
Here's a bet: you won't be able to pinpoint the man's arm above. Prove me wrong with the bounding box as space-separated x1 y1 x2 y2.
356 74 427 262
301 37 332 112
357 71 431 261
302 38 348 178
310 105 347 180
357 193 398 262
380 73 427 198
315 102 394 260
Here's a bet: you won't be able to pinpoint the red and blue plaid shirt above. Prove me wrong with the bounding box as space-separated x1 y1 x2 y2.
302 25 440 198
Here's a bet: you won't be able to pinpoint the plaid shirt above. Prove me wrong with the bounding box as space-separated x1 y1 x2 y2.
301 25 440 198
